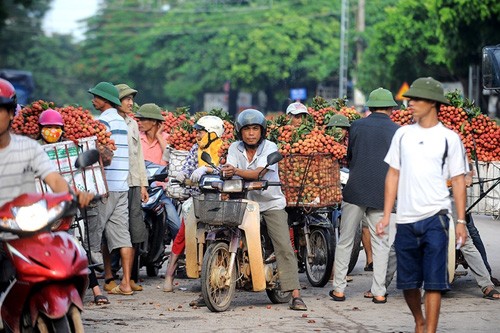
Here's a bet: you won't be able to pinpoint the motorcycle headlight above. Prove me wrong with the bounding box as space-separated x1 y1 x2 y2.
222 179 244 193
199 175 222 190
1 200 67 232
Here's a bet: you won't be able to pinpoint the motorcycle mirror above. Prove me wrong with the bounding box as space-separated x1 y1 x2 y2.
201 151 213 165
201 151 218 170
267 151 283 165
257 152 283 180
75 149 100 169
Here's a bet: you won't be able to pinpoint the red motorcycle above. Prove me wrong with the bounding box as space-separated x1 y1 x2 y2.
0 150 100 332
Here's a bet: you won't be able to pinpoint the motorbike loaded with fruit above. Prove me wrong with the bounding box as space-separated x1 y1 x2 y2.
183 152 292 312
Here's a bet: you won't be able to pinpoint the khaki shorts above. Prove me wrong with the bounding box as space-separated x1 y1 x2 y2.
97 191 132 252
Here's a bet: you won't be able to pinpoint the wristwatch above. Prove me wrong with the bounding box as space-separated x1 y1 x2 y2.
456 219 466 225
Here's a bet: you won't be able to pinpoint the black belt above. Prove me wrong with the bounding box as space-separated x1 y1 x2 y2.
437 209 448 215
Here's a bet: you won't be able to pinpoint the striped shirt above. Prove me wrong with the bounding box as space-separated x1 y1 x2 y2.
99 108 129 192
0 134 56 207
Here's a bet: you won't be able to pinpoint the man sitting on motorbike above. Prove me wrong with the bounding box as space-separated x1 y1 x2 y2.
163 115 224 294
0 78 94 292
221 109 307 311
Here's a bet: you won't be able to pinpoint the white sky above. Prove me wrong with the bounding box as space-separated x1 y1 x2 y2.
42 0 99 41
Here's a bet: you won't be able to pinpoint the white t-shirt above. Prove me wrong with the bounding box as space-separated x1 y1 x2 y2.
0 134 55 207
226 140 286 212
384 123 467 224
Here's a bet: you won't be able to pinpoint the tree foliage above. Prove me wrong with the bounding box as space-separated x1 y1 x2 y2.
0 0 85 105
436 0 500 79
2 0 498 111
356 0 500 95
79 0 342 111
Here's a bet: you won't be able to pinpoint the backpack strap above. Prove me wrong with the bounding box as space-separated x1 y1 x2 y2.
442 138 448 173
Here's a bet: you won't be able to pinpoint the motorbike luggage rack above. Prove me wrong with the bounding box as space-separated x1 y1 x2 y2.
193 196 247 227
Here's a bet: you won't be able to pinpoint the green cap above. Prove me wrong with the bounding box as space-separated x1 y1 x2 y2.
88 82 122 106
115 83 138 100
366 87 397 108
403 77 450 105
135 103 164 121
326 114 350 128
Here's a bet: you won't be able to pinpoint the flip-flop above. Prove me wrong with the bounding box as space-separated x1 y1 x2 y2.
483 288 500 300
329 290 345 302
372 296 387 304
130 280 143 292
94 294 110 305
103 279 117 292
108 285 134 295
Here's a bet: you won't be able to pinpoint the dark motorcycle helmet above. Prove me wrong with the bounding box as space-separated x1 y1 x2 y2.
235 109 267 143
0 78 17 110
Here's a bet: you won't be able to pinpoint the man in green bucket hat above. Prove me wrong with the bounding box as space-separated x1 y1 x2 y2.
88 81 136 296
376 77 468 332
136 103 181 245
135 103 168 165
329 87 399 304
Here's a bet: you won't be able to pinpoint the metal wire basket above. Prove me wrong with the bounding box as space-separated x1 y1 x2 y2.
279 153 341 208
193 197 247 227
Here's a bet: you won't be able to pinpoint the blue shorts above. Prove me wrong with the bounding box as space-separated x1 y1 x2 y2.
395 214 450 291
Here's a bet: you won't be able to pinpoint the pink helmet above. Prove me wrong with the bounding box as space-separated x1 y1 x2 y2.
39 109 64 126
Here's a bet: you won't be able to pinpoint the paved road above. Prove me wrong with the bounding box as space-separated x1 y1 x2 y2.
82 214 500 333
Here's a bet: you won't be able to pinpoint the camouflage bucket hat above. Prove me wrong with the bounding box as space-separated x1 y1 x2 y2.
403 77 450 105
115 83 138 100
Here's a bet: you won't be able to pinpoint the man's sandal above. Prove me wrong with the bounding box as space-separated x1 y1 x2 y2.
372 296 387 304
483 288 500 300
329 290 345 302
289 297 307 311
130 280 143 291
108 285 134 295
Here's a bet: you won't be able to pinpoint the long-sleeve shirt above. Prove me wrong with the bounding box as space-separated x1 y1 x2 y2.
124 115 148 187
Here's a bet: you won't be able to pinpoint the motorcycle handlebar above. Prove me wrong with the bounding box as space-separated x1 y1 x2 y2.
148 173 169 184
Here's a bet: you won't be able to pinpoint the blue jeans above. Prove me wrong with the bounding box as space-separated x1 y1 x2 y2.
466 213 492 274
160 195 181 240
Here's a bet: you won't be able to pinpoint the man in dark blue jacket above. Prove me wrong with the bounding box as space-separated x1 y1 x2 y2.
330 88 399 304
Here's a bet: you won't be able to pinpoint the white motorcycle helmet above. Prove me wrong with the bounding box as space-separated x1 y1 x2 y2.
193 115 225 138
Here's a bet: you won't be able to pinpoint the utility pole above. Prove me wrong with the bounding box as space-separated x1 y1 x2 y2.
339 0 349 98
356 0 365 68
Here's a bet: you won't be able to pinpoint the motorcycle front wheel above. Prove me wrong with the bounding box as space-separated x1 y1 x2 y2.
201 242 236 312
305 227 335 287
24 305 83 333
